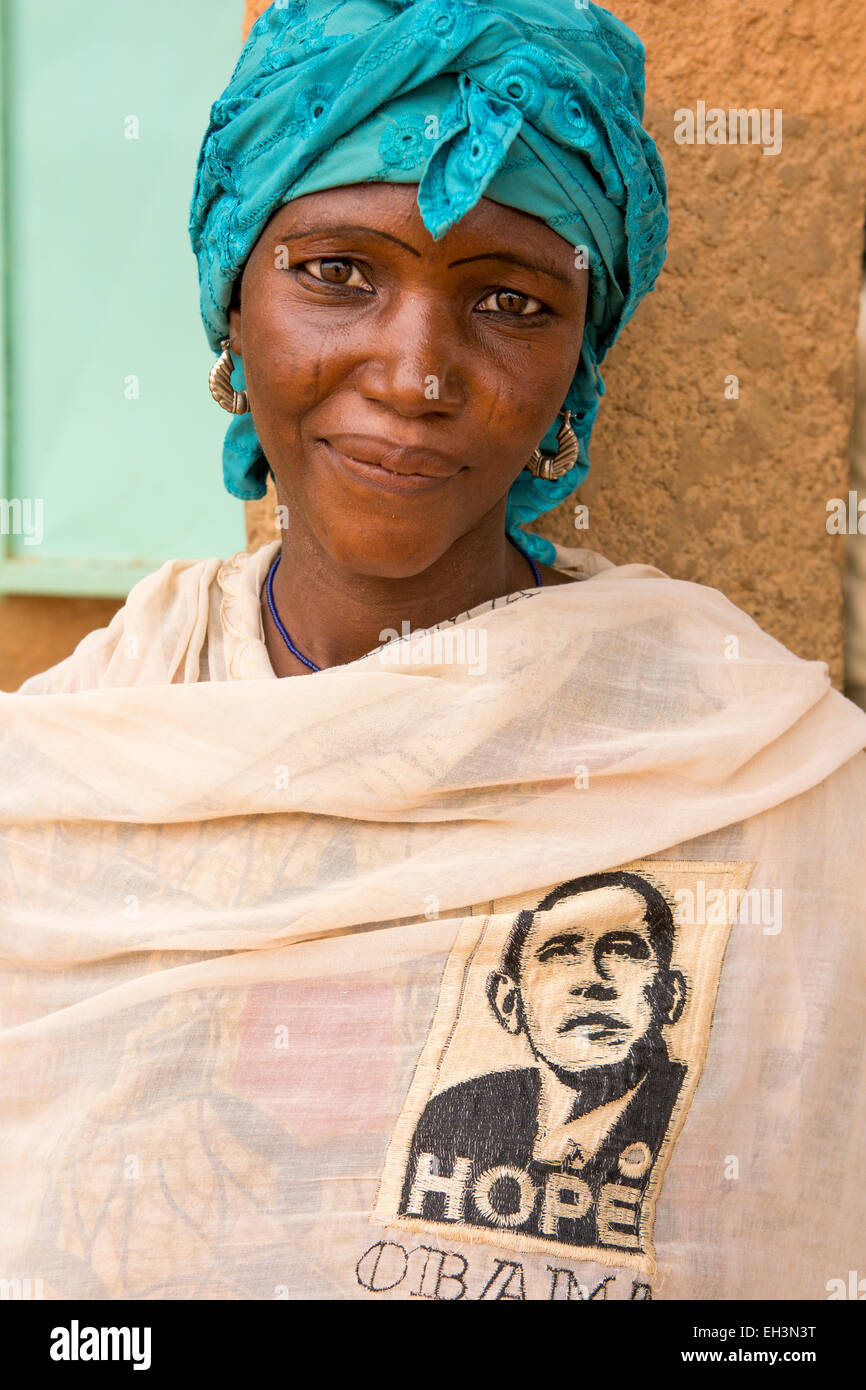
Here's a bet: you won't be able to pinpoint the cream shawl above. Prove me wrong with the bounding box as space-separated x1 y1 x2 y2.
1 544 864 1301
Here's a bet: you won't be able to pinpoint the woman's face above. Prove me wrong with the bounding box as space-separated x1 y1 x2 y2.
229 183 589 577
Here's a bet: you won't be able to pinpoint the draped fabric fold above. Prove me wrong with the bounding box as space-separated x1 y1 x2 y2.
1 546 864 1299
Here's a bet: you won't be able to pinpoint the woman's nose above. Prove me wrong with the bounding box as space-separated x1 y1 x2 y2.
355 294 465 417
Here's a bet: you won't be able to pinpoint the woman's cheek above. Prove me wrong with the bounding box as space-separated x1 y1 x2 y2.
248 327 327 415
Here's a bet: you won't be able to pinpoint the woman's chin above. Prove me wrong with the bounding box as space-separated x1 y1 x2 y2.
310 518 458 581
324 538 453 581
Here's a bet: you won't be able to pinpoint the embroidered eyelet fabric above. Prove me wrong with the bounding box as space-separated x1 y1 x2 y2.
3 543 866 1299
188 0 669 562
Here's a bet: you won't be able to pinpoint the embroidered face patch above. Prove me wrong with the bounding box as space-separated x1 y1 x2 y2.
373 860 753 1273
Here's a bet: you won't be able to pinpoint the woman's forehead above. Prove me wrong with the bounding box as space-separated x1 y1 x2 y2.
261 183 579 262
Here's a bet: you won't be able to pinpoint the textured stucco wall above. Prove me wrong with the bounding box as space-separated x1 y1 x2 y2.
242 0 866 687
0 597 122 692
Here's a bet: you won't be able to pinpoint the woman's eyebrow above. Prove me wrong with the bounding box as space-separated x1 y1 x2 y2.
447 251 574 286
271 224 422 256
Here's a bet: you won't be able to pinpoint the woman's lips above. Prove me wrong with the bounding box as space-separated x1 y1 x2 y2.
320 436 464 495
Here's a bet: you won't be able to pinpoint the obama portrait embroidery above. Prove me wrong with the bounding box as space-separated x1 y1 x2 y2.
374 861 754 1272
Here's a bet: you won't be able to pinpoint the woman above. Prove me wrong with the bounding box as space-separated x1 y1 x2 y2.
2 0 864 1302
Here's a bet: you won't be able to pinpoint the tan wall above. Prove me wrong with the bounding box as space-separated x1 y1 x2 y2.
243 0 866 689
0 598 121 692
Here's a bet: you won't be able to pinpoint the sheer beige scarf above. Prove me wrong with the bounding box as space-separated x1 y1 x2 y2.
1 545 864 1299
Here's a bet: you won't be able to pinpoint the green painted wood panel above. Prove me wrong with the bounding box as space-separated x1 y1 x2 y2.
0 0 247 595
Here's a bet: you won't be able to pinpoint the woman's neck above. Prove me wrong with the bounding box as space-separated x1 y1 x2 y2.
260 509 544 677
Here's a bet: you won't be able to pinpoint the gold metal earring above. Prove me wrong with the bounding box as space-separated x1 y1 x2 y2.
209 338 249 414
526 410 579 480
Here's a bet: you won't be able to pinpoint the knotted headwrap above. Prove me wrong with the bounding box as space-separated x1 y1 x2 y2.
189 0 668 562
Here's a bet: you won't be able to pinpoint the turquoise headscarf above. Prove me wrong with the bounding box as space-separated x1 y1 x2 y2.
189 0 667 562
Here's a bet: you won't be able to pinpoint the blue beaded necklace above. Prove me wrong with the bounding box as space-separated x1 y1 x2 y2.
265 537 542 673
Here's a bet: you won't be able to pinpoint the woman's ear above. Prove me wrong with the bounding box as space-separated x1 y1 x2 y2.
227 279 243 354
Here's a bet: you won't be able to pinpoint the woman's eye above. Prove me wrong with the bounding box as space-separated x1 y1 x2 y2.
477 288 545 316
299 258 373 290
